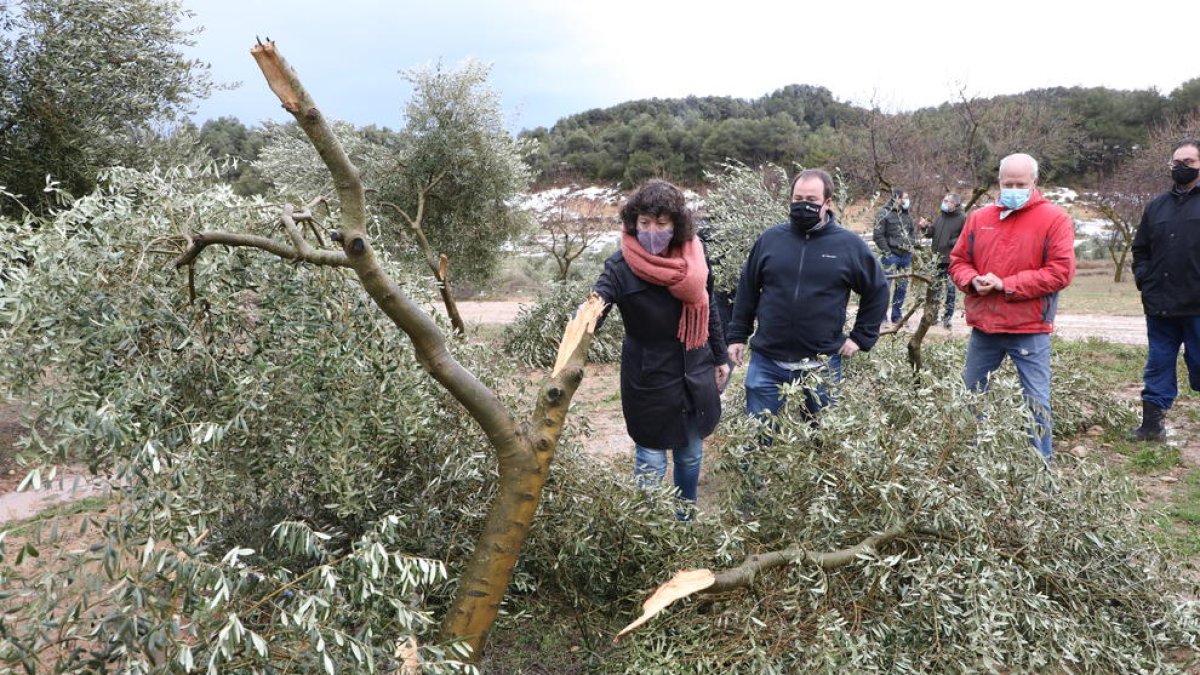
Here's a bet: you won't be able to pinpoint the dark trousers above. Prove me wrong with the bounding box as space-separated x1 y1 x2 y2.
1142 315 1200 409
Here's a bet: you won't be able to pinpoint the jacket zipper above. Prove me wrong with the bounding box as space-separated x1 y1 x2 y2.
793 232 810 301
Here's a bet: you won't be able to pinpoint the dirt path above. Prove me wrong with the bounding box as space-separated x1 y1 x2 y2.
455 301 1150 345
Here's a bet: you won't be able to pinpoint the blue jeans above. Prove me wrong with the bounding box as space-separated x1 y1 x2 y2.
1142 315 1200 409
745 353 844 419
963 330 1053 459
634 414 703 504
882 252 913 323
936 261 956 322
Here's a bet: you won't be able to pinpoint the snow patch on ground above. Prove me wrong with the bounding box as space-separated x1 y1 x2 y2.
511 184 704 255
1075 218 1113 238
1042 186 1078 205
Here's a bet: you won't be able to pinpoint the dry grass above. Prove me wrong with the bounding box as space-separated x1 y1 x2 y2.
1060 259 1142 316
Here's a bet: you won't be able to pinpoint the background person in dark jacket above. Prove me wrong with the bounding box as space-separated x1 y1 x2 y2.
926 192 968 328
873 189 916 324
1129 138 1200 441
727 169 888 419
593 180 730 515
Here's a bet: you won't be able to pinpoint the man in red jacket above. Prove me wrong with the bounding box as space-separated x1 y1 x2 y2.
949 153 1077 461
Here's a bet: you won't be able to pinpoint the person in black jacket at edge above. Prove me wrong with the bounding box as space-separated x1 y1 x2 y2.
873 188 916 325
1129 138 1200 442
593 180 730 519
727 168 888 423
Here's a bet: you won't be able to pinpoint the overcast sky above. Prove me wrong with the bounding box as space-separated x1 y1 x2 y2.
182 0 1194 133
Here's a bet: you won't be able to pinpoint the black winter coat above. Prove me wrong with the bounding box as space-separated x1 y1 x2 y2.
594 251 728 449
929 208 967 262
873 204 915 256
1132 185 1200 317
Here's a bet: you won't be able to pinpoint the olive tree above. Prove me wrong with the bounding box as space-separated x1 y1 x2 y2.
612 338 1200 672
0 0 211 213
701 161 791 294
0 42 592 670
254 60 532 333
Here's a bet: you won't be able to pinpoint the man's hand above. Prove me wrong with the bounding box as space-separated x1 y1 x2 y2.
728 343 746 366
972 273 1004 295
837 338 861 357
715 363 731 390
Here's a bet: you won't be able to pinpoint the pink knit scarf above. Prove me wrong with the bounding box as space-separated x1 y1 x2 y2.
621 232 710 350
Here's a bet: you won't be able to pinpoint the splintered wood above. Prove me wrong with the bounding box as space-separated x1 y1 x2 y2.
613 568 717 642
551 293 606 377
249 40 301 113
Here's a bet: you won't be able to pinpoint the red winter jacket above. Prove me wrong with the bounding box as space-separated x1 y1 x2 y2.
948 190 1076 334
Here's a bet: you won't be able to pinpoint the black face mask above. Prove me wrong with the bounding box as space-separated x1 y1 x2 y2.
1172 164 1200 186
789 200 824 231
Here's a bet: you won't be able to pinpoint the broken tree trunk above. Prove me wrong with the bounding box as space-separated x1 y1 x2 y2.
173 40 608 663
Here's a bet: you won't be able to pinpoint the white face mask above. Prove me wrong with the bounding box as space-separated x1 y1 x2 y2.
901 198 911 210
941 201 953 212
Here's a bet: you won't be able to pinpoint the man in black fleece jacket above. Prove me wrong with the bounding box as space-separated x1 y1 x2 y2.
727 169 888 418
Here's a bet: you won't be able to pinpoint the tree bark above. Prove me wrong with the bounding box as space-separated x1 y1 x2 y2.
614 524 910 642
906 272 940 372
381 194 468 334
441 296 604 653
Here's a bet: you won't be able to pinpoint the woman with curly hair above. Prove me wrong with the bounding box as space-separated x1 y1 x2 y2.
593 180 729 518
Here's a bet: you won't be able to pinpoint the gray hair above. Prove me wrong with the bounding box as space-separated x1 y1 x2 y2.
998 153 1039 180
944 193 963 206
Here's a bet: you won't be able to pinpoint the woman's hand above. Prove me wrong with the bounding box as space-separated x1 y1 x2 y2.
715 363 731 390
728 343 746 366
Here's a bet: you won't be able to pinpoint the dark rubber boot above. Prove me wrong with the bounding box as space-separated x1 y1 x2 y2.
1129 401 1166 442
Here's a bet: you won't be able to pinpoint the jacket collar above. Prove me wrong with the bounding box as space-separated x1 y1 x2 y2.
789 214 839 236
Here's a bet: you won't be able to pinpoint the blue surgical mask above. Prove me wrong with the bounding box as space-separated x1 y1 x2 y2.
637 229 673 255
998 188 1031 211
901 198 911 210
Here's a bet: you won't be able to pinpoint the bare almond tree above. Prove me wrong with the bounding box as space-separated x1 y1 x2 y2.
528 189 616 281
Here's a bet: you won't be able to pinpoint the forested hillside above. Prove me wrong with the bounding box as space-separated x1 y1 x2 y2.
519 81 1200 189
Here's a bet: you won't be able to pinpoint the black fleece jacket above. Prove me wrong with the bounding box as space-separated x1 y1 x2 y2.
728 217 888 361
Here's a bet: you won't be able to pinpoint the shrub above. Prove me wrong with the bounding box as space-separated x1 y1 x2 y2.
609 337 1196 673
501 279 623 367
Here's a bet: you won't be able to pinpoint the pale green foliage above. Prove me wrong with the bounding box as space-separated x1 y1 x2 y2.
253 59 534 285
0 0 212 212
254 121 395 207
391 59 534 279
611 337 1196 672
703 161 791 293
0 166 487 672
500 279 623 367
